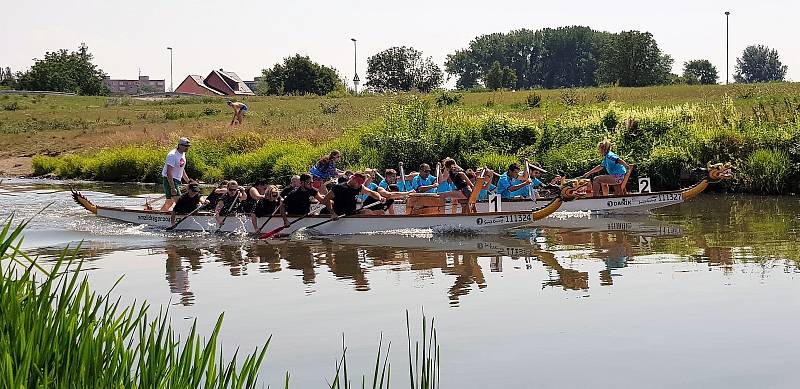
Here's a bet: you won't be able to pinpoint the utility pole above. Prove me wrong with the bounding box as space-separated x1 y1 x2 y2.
351 38 359 93
725 11 730 84
166 47 174 92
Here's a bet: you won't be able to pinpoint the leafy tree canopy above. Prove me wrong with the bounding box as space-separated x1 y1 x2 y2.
17 44 108 95
734 45 787 83
258 55 343 96
682 59 719 85
365 46 443 93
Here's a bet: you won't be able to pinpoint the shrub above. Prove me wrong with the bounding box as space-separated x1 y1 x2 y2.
642 146 697 190
468 152 520 171
525 93 542 108
320 100 341 114
31 155 61 176
2 101 21 111
560 88 580 106
82 147 163 182
742 149 791 194
478 114 540 153
272 152 317 183
435 91 462 107
201 106 220 116
538 140 599 177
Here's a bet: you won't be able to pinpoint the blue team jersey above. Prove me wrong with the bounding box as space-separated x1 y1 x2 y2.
358 182 378 202
379 179 410 192
496 173 530 199
411 175 437 193
437 180 453 193
602 151 627 176
478 183 497 201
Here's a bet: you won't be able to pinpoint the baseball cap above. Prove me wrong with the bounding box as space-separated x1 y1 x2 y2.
178 137 191 146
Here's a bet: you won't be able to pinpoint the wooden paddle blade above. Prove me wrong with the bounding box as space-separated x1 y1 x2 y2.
259 226 285 239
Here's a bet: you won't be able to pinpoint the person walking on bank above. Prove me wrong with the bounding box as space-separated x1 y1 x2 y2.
160 137 192 212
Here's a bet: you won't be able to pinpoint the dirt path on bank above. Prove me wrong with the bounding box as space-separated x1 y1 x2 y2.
0 156 32 176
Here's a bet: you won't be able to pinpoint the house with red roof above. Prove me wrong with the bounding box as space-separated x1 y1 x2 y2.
175 69 255 96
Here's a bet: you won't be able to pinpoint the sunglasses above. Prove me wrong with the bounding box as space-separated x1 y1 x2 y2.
422 170 431 173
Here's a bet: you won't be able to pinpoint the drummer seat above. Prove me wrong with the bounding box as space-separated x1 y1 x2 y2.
602 164 634 196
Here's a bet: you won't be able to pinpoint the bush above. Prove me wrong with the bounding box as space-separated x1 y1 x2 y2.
742 149 791 194
468 152 519 171
525 93 542 108
538 140 599 177
320 100 341 114
201 106 220 116
31 155 61 176
435 91 462 107
2 101 21 111
478 114 541 153
82 147 163 182
642 146 697 190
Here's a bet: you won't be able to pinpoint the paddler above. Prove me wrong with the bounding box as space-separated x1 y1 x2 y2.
379 169 415 192
323 172 386 219
310 150 344 195
170 181 205 224
202 180 229 211
214 180 246 225
239 179 289 231
281 173 326 215
411 163 438 193
441 158 473 200
160 137 192 212
496 163 533 200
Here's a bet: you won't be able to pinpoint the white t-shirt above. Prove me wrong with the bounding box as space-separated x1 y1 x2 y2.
161 149 186 180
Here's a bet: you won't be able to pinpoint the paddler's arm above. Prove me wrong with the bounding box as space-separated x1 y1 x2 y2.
214 199 224 224
461 172 475 190
361 185 386 203
582 165 603 178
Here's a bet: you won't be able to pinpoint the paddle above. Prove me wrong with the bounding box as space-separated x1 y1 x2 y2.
399 162 407 191
215 195 241 233
525 159 535 200
255 198 284 234
258 206 323 239
166 203 206 231
296 200 385 234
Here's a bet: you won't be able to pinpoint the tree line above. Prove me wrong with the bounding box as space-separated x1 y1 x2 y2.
4 28 791 96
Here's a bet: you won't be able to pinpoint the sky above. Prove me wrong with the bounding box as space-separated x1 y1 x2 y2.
2 0 798 88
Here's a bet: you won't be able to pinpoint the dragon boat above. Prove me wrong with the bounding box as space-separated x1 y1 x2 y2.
71 174 576 235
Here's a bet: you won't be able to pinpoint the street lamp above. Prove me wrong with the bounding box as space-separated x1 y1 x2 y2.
724 11 730 84
350 38 359 93
166 47 173 92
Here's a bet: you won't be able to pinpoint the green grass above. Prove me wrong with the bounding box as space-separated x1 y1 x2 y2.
18 82 800 193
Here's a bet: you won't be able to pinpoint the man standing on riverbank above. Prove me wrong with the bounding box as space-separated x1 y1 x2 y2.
160 137 191 211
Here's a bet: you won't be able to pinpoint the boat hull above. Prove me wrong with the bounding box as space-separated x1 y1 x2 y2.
95 206 539 235
478 190 685 214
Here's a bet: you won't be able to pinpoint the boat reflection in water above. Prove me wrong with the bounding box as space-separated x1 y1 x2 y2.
151 213 686 306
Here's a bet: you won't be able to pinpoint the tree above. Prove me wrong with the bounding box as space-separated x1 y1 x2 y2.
484 61 516 90
17 44 108 95
365 46 443 92
733 45 787 83
682 59 719 85
257 55 343 95
596 31 672 87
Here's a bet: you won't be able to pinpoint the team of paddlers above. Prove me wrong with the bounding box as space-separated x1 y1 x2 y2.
159 137 631 233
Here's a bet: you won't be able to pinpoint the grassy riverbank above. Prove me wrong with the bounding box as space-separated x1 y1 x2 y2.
7 83 800 194
0 218 440 388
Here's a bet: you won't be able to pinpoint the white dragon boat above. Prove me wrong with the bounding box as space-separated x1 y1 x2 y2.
71 188 570 235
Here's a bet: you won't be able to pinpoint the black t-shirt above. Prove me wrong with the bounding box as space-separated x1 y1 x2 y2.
253 199 279 217
281 186 318 215
331 182 361 215
173 193 201 214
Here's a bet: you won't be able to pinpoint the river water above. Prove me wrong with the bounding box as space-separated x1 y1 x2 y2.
1 178 799 388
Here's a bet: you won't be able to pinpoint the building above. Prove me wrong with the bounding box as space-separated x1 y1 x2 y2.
174 69 255 97
243 77 262 93
104 75 165 95
174 75 224 96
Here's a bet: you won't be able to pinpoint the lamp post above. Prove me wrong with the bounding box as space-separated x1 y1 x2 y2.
351 38 359 93
166 47 173 92
724 11 730 84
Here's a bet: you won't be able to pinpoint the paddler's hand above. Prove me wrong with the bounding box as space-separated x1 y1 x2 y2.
283 221 291 228
170 188 177 196
331 213 339 220
378 196 387 203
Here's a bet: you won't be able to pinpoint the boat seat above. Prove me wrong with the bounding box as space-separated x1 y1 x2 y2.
602 164 634 196
406 193 445 215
